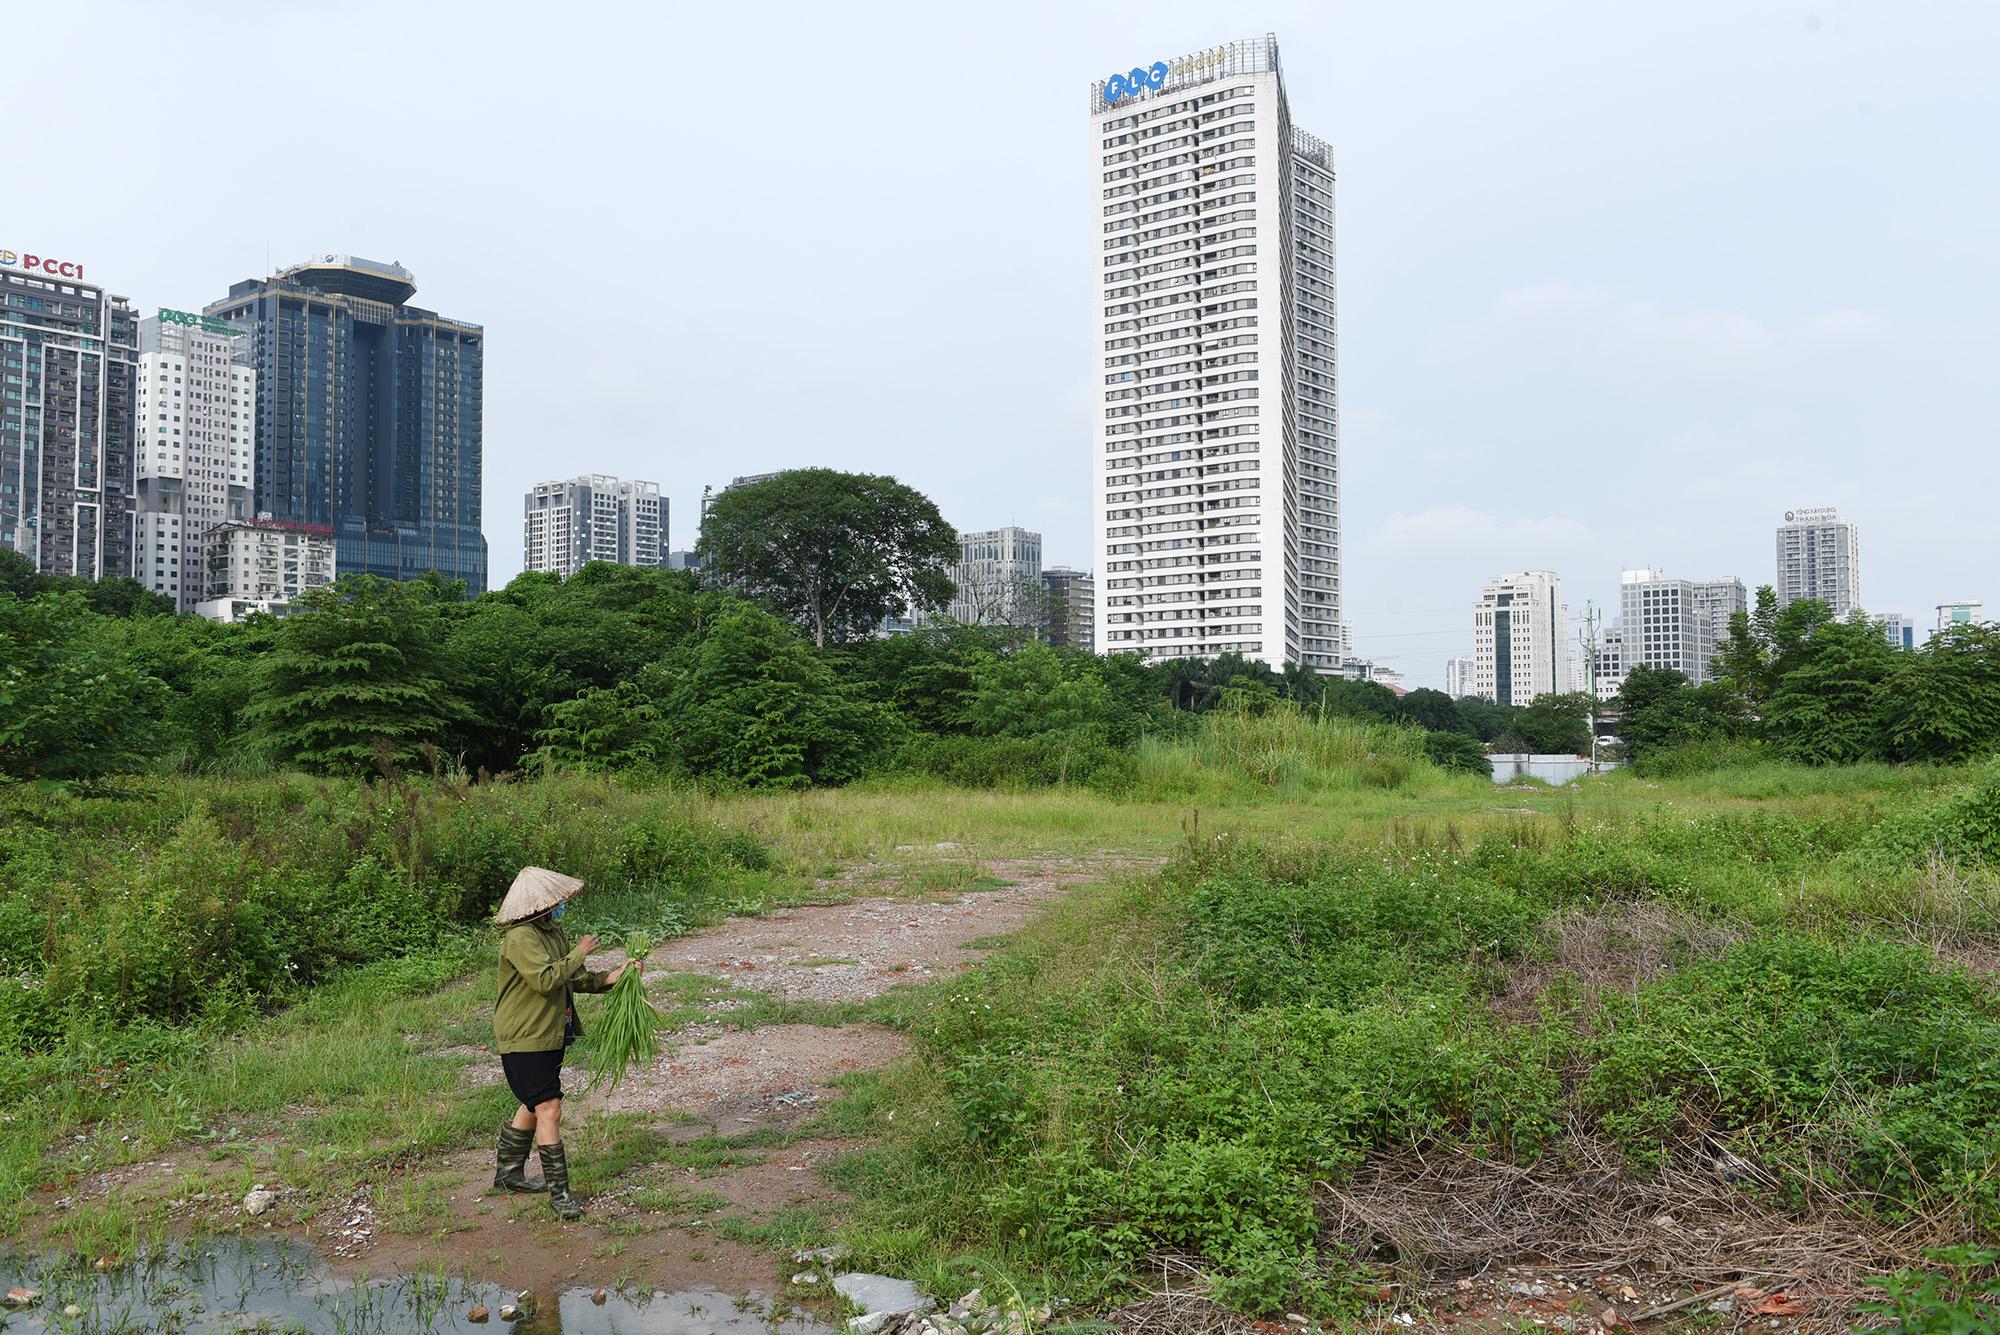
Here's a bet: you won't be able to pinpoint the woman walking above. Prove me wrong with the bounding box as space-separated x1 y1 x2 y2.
491 866 635 1219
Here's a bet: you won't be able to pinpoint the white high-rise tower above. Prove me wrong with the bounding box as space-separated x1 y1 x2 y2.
1775 507 1860 618
1090 35 1339 670
135 311 257 611
1473 572 1571 706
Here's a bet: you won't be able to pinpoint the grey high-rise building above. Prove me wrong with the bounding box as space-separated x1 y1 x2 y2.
950 526 1042 626
1041 565 1096 652
1 248 139 578
205 256 487 594
1691 577 1747 672
522 474 664 578
1775 507 1859 618
1617 569 1743 686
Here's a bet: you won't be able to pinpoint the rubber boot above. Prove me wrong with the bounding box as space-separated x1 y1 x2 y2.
539 1140 584 1220
493 1124 545 1194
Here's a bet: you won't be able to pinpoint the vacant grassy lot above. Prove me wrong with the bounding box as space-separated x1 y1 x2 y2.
1 738 1994 1326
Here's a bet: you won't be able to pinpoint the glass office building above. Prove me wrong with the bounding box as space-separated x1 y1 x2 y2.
0 257 139 578
206 256 487 593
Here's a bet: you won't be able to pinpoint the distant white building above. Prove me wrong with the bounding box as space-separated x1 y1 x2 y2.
1937 600 1984 633
523 475 664 578
1442 655 1475 699
1776 507 1860 618
194 518 334 622
1473 571 1570 706
950 526 1042 626
135 311 257 611
1880 612 1920 651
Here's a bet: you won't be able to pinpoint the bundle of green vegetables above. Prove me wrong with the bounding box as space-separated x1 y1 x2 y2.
589 931 664 1090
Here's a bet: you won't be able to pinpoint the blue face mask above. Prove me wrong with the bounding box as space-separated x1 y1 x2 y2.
550 902 566 922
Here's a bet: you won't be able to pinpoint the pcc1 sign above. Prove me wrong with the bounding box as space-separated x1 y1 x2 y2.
0 249 86 280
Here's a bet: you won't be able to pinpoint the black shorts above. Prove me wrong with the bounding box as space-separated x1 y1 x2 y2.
501 1047 566 1108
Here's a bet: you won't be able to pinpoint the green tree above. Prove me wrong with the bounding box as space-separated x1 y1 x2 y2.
448 563 712 771
1455 695 1522 743
1614 665 1742 761
697 469 958 647
1765 616 1896 765
965 643 1114 741
661 606 897 787
0 591 167 780
248 576 469 775
1160 654 1281 712
1421 728 1492 776
1510 692 1595 755
1878 624 2000 764
84 610 262 770
1319 676 1400 723
1395 687 1473 736
524 671 670 773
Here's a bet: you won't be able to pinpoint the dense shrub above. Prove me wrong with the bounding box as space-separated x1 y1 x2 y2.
0 775 773 1038
1860 757 2000 867
1630 736 1773 778
902 733 1138 793
872 789 2000 1314
1587 934 2000 1220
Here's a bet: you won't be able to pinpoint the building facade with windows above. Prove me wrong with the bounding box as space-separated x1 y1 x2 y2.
1041 565 1096 651
1614 570 1744 687
1 253 139 578
193 517 335 622
522 474 664 578
1691 576 1748 672
1937 600 1984 633
1442 655 1475 699
950 526 1043 626
1472 571 1569 707
1091 35 1340 672
1588 625 1627 701
135 312 257 610
1880 612 1918 651
1775 507 1859 618
205 256 486 594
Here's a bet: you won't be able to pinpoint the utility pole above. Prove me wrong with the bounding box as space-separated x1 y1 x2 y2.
1583 601 1600 771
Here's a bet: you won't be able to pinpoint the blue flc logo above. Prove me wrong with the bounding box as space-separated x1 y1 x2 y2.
1103 61 1169 105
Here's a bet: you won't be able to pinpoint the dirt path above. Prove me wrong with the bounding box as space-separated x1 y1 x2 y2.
324 854 1137 1297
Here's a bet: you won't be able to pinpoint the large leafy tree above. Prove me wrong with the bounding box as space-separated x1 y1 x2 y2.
660 606 897 787
1613 665 1742 760
1764 615 1896 765
1455 695 1522 743
965 643 1115 741
1395 687 1474 736
1878 624 2000 763
448 563 713 771
1509 692 1596 755
697 469 958 647
248 576 469 775
0 591 167 780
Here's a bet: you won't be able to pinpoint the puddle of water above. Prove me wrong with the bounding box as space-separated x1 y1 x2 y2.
0 1237 830 1334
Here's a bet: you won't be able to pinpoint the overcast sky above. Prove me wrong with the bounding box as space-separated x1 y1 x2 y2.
17 1 1996 686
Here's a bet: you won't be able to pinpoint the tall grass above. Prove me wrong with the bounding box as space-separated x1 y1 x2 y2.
1130 708 1479 802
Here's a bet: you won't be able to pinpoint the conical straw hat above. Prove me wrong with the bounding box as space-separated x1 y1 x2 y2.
495 866 585 924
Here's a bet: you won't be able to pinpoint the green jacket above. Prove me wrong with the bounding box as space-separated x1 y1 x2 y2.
494 918 613 1055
